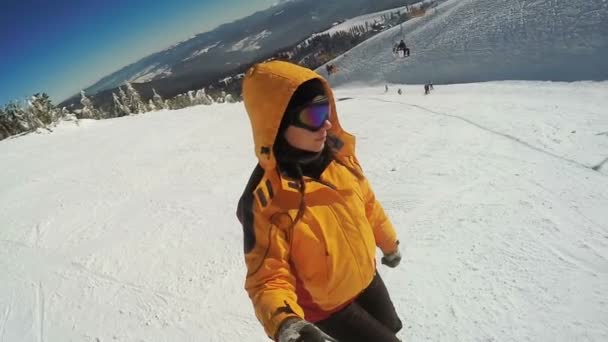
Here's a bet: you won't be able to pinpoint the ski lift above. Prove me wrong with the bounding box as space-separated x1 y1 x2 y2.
392 39 410 59
391 23 410 59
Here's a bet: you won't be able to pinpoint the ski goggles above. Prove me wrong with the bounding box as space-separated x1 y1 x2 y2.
289 98 331 131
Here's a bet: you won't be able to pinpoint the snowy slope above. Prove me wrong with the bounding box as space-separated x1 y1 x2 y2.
311 5 409 38
1 82 607 341
322 0 608 85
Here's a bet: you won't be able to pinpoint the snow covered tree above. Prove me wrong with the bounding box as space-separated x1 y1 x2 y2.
0 107 9 140
28 93 57 125
112 92 130 116
215 91 227 104
124 82 147 114
194 88 213 105
59 107 77 122
170 94 191 109
118 86 131 112
152 88 167 110
225 93 237 103
187 90 197 106
148 99 157 111
80 90 99 119
4 101 33 133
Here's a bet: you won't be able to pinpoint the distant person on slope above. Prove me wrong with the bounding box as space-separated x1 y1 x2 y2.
237 60 403 342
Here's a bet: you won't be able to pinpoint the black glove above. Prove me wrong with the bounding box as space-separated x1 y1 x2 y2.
278 318 336 342
381 249 402 268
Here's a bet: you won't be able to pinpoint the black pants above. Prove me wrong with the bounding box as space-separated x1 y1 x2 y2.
316 272 402 342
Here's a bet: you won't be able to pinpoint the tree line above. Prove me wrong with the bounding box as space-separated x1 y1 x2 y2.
0 83 236 141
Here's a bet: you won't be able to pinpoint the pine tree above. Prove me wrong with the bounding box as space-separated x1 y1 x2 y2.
0 107 8 140
112 92 130 116
124 82 147 114
80 90 98 119
28 93 57 125
187 90 197 106
225 93 236 103
217 91 227 104
195 88 213 105
152 88 167 110
60 107 77 122
4 101 31 133
148 99 157 111
118 86 131 113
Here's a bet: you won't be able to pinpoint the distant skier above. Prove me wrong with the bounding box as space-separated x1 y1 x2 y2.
398 88 403 95
424 84 431 95
325 64 337 76
385 84 389 93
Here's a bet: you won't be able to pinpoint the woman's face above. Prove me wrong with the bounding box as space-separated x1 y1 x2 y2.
284 119 332 152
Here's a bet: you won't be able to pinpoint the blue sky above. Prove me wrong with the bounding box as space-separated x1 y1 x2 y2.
0 0 279 106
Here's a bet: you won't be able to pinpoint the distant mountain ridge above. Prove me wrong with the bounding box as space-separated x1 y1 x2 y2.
79 0 413 99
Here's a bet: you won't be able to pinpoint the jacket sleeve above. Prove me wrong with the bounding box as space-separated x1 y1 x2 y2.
351 156 399 255
242 201 304 340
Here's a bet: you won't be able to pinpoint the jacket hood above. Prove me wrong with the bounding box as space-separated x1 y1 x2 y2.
242 60 354 171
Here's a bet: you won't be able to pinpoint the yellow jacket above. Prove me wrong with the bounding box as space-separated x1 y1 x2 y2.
238 61 398 340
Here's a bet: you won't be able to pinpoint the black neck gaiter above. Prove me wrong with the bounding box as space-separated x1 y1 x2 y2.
274 135 331 180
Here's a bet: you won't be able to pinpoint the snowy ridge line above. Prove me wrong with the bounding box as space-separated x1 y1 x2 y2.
367 96 604 174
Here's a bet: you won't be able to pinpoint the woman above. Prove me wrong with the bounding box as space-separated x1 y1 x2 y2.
237 60 403 342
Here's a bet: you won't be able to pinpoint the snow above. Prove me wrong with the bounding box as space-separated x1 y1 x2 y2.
183 41 221 62
129 64 172 83
1 81 608 341
322 0 608 85
228 30 272 52
318 6 407 37
272 0 294 7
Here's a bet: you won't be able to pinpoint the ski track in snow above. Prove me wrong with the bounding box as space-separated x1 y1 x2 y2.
37 281 44 342
367 96 604 172
0 296 10 342
593 157 608 171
